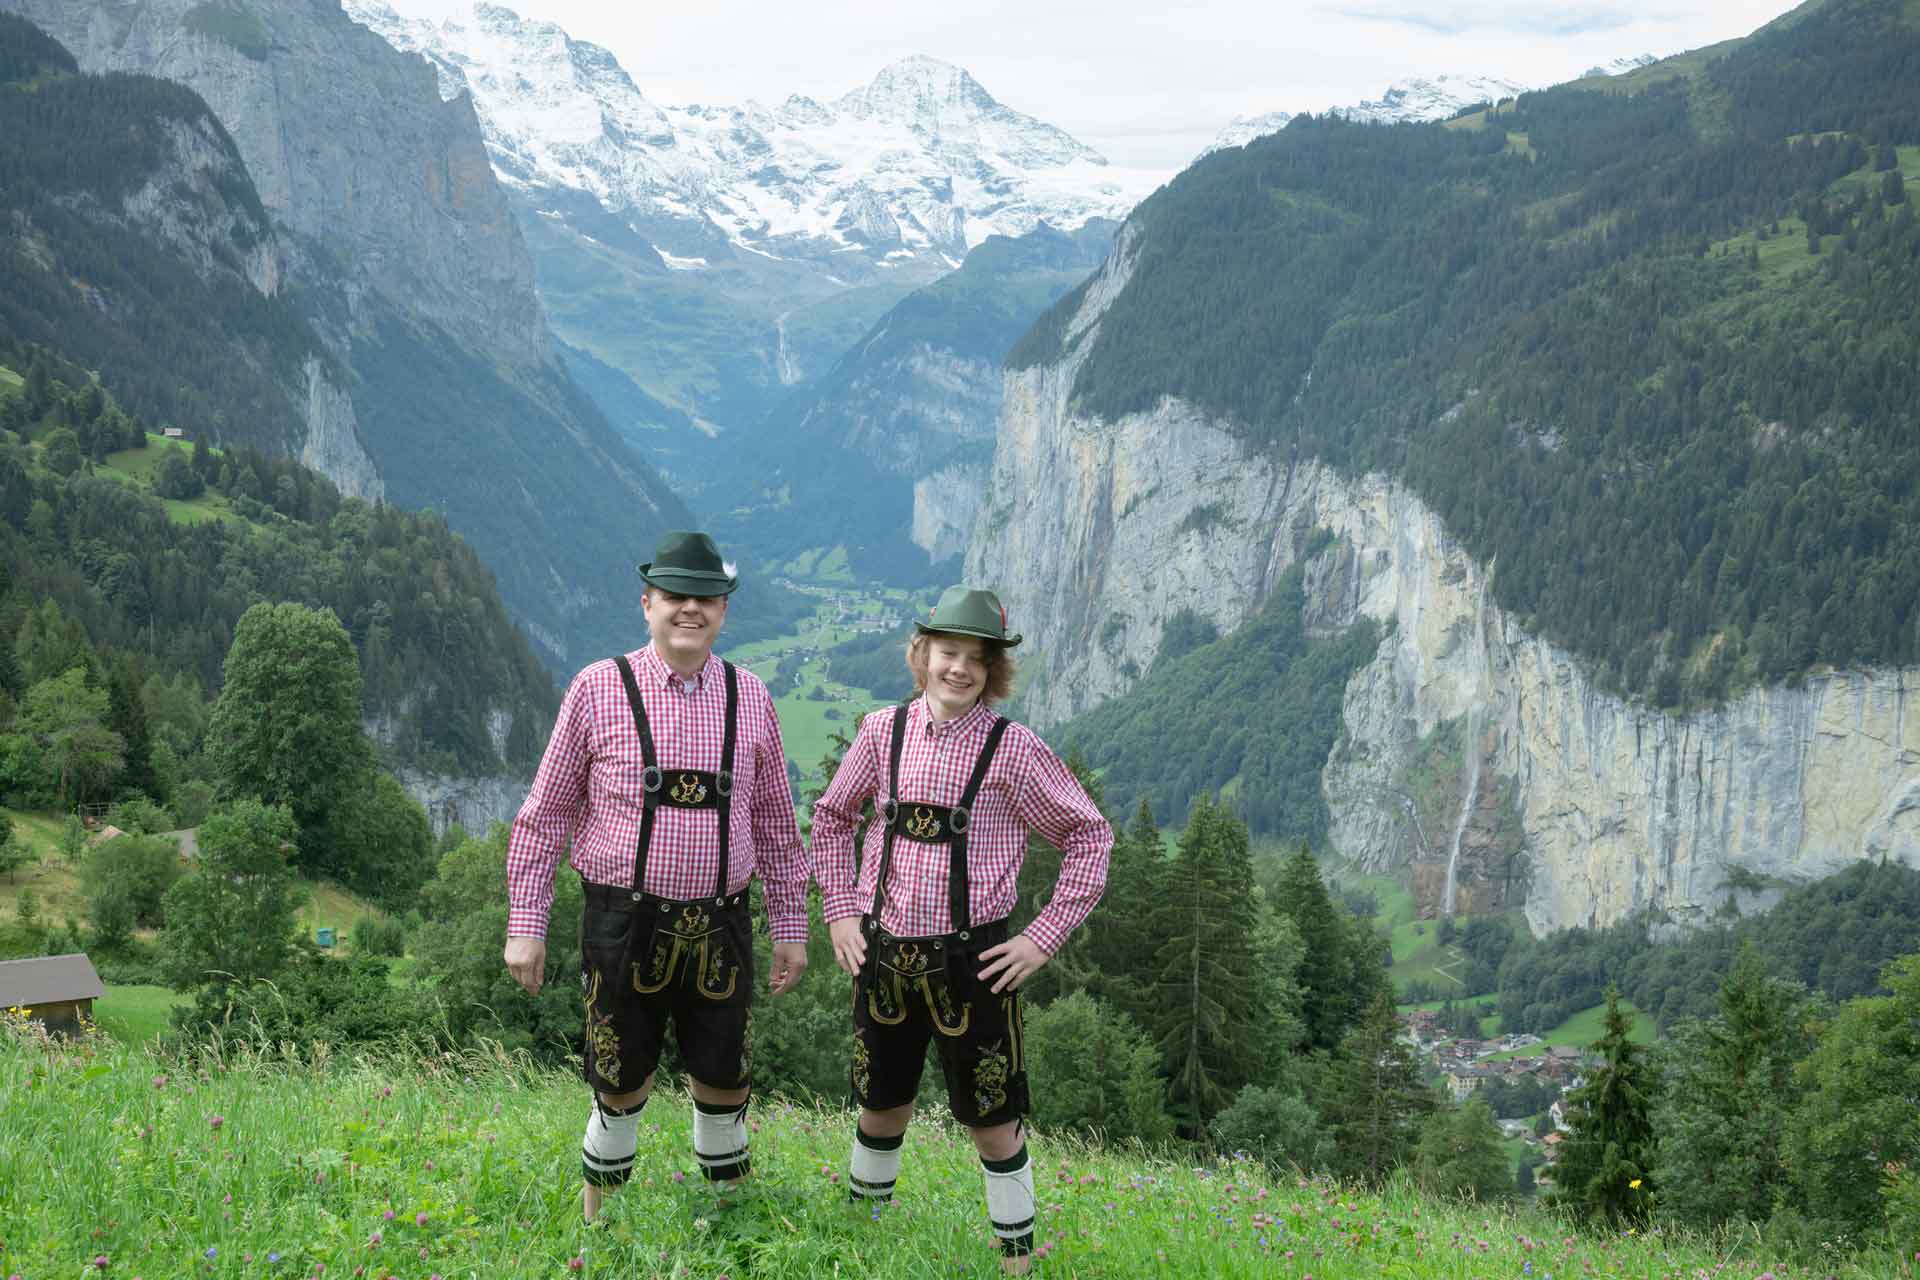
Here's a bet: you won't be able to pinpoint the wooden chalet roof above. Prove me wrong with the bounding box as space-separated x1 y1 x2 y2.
0 953 107 1006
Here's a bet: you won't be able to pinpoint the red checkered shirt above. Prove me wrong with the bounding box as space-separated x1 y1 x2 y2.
506 645 808 942
811 697 1111 953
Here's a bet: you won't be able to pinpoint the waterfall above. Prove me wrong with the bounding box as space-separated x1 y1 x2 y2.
1443 571 1491 915
775 311 800 385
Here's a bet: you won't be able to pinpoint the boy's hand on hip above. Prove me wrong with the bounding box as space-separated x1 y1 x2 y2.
977 935 1047 994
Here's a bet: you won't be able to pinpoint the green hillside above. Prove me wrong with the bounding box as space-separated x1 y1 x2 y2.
1012 0 1920 707
1 351 558 781
0 12 758 673
0 13 312 456
2 1032 1901 1280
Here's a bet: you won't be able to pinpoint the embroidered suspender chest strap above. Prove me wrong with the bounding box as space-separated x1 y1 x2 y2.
865 699 916 933
612 655 739 900
869 703 1010 937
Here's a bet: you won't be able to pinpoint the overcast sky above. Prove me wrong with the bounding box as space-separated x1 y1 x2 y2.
377 0 1800 170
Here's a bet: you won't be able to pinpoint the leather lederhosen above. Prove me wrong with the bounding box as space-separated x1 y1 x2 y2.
862 700 1012 980
594 654 748 1006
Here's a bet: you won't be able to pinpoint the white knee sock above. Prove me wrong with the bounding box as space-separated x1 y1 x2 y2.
849 1126 903 1202
981 1143 1035 1257
692 1096 750 1182
581 1096 644 1187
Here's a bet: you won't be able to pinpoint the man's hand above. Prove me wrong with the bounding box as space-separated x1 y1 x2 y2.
768 941 809 996
504 935 547 995
828 916 868 976
977 934 1048 994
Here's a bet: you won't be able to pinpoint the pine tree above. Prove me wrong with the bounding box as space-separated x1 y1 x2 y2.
1548 985 1659 1226
1084 797 1166 1022
1272 841 1353 1051
1148 793 1264 1133
1310 989 1434 1183
1413 1098 1512 1202
106 663 156 800
1650 945 1822 1231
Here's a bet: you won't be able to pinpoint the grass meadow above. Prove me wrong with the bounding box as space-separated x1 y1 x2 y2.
4 1019 1911 1280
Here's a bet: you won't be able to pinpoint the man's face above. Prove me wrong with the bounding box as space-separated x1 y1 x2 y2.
924 633 988 718
642 588 728 666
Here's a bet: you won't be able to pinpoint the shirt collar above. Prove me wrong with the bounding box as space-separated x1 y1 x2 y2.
638 645 716 694
916 693 993 739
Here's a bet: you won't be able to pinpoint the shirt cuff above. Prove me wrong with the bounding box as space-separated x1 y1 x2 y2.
765 899 809 944
821 889 864 923
506 905 551 939
1023 914 1068 957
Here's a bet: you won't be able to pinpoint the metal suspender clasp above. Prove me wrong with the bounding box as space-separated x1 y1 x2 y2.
948 804 971 834
715 769 733 798
641 765 663 795
878 798 899 825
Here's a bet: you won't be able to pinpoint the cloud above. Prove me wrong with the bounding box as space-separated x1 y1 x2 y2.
376 0 1803 170
1332 3 1652 37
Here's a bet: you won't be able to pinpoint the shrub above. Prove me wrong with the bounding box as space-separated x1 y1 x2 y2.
107 794 171 835
1023 992 1172 1144
350 915 406 958
1210 1084 1327 1174
83 834 183 929
166 779 215 829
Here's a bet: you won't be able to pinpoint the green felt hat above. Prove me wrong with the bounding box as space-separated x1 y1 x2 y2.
637 530 739 597
914 586 1022 647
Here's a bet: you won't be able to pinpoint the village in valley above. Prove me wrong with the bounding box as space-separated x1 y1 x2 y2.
1397 1005 1589 1185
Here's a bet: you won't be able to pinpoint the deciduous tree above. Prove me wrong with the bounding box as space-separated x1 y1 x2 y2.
1024 991 1172 1144
207 602 370 870
19 667 123 805
1413 1098 1512 1202
160 799 302 991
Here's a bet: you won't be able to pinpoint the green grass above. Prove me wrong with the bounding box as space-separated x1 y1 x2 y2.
90 984 185 1045
1483 1000 1654 1061
98 436 245 526
770 546 857 585
1 808 92 922
0 363 22 390
2 1029 1900 1280
102 434 194 482
293 882 386 953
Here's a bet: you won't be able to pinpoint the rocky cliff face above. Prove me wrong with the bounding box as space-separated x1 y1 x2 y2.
1 0 695 676
968 227 1920 935
10 0 546 369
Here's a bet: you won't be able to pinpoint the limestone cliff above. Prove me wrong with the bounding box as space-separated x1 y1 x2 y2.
8 0 545 369
968 228 1920 935
0 0 695 672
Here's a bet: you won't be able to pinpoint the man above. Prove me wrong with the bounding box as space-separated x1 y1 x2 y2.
811 586 1112 1275
503 530 809 1222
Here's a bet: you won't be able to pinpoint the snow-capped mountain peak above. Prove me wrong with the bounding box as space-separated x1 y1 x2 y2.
839 55 998 121
1330 73 1528 125
1203 59 1653 157
1583 54 1659 78
343 2 1160 268
1202 110 1297 157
